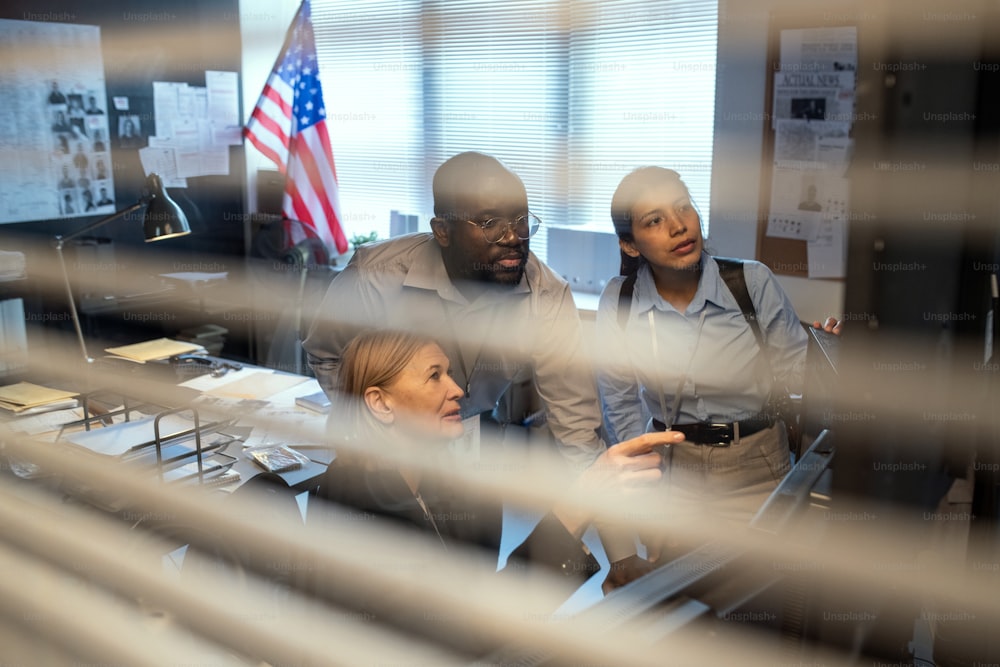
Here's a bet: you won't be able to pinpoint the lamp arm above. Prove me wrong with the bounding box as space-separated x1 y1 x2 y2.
54 240 92 363
52 199 148 363
53 200 148 249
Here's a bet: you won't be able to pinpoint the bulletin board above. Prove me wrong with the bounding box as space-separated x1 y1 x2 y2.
756 15 859 280
0 0 245 260
0 20 117 225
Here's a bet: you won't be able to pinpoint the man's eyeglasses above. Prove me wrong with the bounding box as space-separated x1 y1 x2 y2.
455 213 542 244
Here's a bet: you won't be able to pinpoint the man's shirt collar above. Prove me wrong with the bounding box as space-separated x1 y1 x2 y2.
401 240 532 305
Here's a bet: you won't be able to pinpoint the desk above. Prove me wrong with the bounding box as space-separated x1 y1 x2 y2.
72 273 254 362
165 361 333 493
0 359 332 502
0 361 333 613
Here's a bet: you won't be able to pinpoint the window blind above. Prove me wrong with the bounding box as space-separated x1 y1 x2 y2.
311 0 424 241
567 0 719 235
422 0 567 261
309 0 718 257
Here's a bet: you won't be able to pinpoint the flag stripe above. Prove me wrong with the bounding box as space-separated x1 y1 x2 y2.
294 130 338 232
317 118 338 182
263 81 294 120
245 79 294 159
244 129 288 173
249 103 289 148
287 132 343 250
285 180 322 243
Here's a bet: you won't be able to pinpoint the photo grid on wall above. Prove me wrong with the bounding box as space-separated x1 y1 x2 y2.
0 19 115 224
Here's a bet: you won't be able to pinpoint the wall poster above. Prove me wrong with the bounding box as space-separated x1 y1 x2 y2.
758 24 859 280
0 19 115 224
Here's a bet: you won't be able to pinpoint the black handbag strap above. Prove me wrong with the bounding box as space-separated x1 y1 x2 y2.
715 257 777 381
715 258 763 350
616 271 638 330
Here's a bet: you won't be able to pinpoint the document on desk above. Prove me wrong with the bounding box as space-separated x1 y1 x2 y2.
105 338 204 363
4 407 85 442
60 414 198 457
0 382 78 413
160 460 241 487
204 371 309 400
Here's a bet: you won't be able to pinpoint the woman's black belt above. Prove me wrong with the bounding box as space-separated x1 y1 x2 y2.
651 415 775 446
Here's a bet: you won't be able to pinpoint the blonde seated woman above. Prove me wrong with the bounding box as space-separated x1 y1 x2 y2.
313 329 679 584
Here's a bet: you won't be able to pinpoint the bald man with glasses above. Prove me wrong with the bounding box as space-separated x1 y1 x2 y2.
305 152 606 469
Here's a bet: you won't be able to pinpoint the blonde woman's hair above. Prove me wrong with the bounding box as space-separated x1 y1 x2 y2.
337 329 437 438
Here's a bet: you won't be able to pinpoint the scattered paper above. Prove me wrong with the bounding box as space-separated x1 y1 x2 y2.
0 382 78 413
161 459 241 486
766 26 856 280
105 338 203 363
148 71 238 180
138 143 187 188
206 70 241 145
765 168 827 241
766 211 823 241
808 217 848 279
60 414 194 457
0 20 116 224
773 119 852 171
205 371 309 400
4 407 84 438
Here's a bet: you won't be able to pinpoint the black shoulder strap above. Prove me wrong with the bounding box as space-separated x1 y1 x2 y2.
716 257 784 405
616 272 637 330
714 257 764 348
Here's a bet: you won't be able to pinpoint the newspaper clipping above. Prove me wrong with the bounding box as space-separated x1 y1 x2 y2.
766 27 857 278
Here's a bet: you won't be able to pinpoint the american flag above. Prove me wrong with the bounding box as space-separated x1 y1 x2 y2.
244 0 348 255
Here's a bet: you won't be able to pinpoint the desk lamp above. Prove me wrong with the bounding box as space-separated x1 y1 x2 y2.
54 173 191 363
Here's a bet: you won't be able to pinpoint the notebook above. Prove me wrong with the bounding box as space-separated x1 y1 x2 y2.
295 390 331 414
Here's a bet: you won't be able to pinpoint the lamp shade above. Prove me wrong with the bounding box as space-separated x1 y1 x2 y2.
142 173 191 242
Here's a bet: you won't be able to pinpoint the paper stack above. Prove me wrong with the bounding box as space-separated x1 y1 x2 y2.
0 382 78 415
104 338 205 363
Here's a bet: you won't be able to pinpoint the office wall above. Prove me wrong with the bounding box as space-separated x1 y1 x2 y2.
0 0 245 262
710 0 846 324
0 0 253 360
